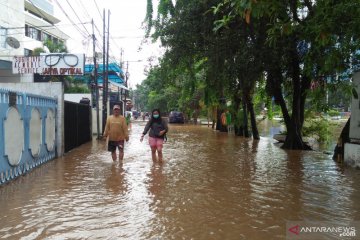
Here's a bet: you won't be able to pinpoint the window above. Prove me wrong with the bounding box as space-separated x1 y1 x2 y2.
0 27 7 48
42 32 51 42
25 24 41 41
24 48 33 56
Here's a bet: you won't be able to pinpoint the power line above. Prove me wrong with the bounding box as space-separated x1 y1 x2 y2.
111 36 144 39
64 0 91 36
53 0 89 39
27 0 66 38
75 0 92 20
2 22 91 31
61 0 104 55
92 0 103 23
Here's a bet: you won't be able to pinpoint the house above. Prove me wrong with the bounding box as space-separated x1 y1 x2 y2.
0 0 69 83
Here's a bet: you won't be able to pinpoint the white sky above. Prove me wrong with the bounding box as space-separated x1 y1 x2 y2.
53 0 162 88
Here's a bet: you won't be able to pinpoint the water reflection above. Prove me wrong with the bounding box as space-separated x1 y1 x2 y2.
105 163 127 194
0 122 359 239
148 163 165 199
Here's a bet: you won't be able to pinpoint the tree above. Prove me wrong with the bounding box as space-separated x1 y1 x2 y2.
216 0 360 149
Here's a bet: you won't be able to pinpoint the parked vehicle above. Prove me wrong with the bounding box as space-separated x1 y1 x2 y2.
168 111 185 123
132 111 140 119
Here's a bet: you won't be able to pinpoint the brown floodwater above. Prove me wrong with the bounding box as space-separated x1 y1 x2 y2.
0 120 359 239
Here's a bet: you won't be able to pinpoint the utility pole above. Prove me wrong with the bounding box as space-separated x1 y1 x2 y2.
106 9 110 115
102 9 106 133
124 61 129 103
92 19 100 139
120 48 123 68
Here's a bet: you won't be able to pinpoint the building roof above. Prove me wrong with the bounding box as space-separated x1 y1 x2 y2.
83 63 125 85
25 0 60 24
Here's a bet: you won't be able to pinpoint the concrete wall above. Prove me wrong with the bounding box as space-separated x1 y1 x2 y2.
0 0 25 61
0 0 26 83
345 71 360 167
350 72 360 140
0 82 64 157
344 143 360 168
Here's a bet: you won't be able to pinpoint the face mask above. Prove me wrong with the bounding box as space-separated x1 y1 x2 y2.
153 114 159 119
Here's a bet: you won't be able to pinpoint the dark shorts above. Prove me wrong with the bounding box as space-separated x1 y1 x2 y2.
108 140 124 152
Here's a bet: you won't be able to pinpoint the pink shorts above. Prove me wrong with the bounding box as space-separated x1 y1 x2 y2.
148 137 164 150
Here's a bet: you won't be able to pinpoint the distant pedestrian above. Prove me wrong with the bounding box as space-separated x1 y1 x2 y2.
103 105 129 161
225 109 233 133
126 112 132 130
140 109 168 163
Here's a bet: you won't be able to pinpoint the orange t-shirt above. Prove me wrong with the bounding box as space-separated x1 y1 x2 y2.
103 115 129 141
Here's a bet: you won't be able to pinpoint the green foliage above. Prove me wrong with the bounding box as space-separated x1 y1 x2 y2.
141 0 360 147
327 109 340 117
44 39 67 53
302 117 333 143
32 47 45 56
64 77 90 93
65 86 90 93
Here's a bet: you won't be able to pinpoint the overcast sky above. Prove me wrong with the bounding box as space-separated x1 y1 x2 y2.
54 0 162 88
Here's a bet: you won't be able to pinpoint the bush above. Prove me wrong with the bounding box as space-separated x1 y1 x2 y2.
65 86 90 93
327 109 340 117
302 117 336 143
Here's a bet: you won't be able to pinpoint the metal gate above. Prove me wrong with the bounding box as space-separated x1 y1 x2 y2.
64 101 92 152
0 89 57 185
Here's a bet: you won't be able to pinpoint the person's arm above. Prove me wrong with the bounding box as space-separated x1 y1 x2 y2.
140 120 152 141
142 120 152 135
123 117 129 141
159 119 168 136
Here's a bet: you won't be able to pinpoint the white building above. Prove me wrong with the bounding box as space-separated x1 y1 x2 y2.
0 0 69 83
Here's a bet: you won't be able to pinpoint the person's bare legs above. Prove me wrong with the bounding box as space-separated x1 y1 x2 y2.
151 147 157 162
111 151 117 161
119 150 124 161
157 149 163 163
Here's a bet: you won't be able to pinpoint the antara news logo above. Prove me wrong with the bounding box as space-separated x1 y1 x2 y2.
288 223 357 238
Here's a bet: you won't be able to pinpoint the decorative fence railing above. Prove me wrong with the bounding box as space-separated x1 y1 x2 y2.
0 88 57 185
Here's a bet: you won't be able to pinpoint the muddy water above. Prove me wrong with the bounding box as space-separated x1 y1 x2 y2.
0 121 359 239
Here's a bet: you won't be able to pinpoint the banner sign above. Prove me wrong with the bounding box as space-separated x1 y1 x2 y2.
12 53 85 76
12 56 42 74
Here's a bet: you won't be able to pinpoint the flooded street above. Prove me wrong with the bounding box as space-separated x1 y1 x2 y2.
0 121 360 239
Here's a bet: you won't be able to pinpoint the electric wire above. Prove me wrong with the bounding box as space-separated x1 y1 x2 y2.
64 0 91 36
27 0 67 39
92 0 103 23
53 0 89 39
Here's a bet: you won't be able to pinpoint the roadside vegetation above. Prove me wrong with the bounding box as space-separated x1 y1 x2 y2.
135 0 360 150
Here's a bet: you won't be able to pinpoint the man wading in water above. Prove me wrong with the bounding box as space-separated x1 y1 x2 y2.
103 105 129 161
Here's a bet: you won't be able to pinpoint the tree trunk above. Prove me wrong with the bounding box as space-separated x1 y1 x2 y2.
233 94 242 136
282 117 311 150
216 108 221 131
235 126 244 136
282 40 310 150
247 98 260 140
211 106 217 129
268 68 291 130
242 96 250 137
300 76 311 128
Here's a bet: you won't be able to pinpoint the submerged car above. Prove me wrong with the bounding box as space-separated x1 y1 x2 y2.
168 111 185 123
